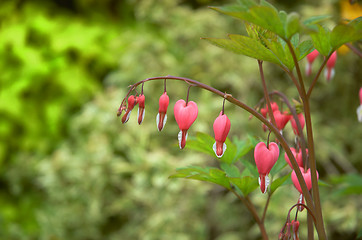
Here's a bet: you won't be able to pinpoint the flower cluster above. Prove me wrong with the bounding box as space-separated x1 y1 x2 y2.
119 87 231 157
306 49 338 82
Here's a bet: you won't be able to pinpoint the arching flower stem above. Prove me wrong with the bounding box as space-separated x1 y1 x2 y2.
117 75 316 216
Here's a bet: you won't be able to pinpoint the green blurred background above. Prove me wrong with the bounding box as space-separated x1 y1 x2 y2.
0 0 361 239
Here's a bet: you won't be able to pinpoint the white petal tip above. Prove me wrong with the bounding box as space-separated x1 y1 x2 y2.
212 142 227 158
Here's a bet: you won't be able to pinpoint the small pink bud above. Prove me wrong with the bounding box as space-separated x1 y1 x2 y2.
359 88 362 105
156 92 169 131
306 49 319 76
213 111 231 158
291 113 305 136
284 147 304 169
122 95 137 124
174 99 198 149
254 142 279 193
324 51 337 81
137 94 145 125
291 167 319 194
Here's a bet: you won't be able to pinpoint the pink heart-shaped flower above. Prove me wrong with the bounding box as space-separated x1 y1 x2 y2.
174 99 198 149
254 142 279 175
254 142 279 193
291 167 319 194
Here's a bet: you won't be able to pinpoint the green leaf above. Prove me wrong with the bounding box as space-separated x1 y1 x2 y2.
202 35 281 65
229 176 258 196
303 15 332 26
220 162 241 178
330 20 362 50
285 12 300 39
186 132 215 156
211 5 285 38
270 173 291 194
270 157 287 176
236 0 257 10
232 135 257 163
296 40 314 60
310 25 332 56
169 166 231 189
241 159 259 178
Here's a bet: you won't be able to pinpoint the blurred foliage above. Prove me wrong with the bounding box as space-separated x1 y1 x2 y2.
0 0 361 239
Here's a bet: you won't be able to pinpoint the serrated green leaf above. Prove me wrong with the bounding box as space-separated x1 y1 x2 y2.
229 176 258 196
211 5 285 38
290 33 299 48
202 35 281 65
241 159 259 178
310 25 332 56
220 162 241 178
270 172 291 194
330 21 362 50
296 40 313 60
285 12 300 39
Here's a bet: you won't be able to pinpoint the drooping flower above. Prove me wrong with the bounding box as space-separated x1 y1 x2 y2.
284 147 306 169
291 167 318 194
273 110 291 131
290 113 305 136
174 99 198 149
156 92 169 131
254 142 279 193
122 95 137 124
213 111 231 158
137 94 145 125
324 51 337 82
357 87 362 122
291 220 300 240
305 49 319 76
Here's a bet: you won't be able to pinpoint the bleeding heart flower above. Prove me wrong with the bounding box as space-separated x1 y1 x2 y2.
174 99 198 149
324 51 337 82
305 49 319 76
156 92 169 131
284 147 305 169
213 111 231 158
273 110 291 131
137 94 145 125
291 167 319 194
291 113 305 136
254 142 279 193
260 102 279 118
122 95 137 124
357 88 362 122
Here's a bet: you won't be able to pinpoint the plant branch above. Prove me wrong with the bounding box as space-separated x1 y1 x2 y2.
261 193 271 223
230 189 268 240
118 75 316 215
258 60 277 127
286 41 327 240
